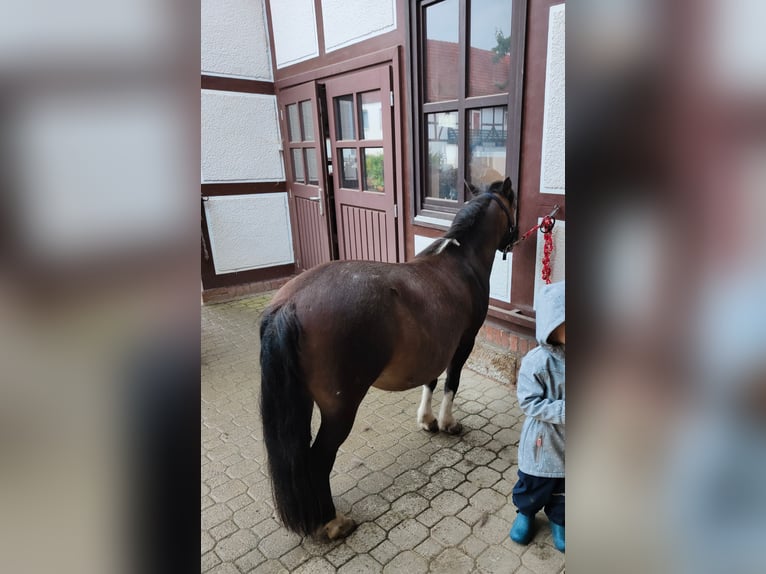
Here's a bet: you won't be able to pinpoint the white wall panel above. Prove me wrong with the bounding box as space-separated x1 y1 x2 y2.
413 234 436 255
321 0 396 52
201 90 284 182
201 0 273 80
539 3 565 195
204 193 294 274
270 0 319 68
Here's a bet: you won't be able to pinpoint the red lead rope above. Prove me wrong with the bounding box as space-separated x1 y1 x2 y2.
517 206 559 285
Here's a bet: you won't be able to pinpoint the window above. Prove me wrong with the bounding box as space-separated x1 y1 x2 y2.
410 0 525 221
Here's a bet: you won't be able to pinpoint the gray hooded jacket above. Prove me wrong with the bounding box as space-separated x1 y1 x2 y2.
517 281 565 478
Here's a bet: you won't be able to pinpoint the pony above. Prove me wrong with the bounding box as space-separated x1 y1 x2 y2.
259 178 517 539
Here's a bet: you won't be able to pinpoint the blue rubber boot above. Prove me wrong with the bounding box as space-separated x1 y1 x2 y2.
550 521 565 552
509 513 534 545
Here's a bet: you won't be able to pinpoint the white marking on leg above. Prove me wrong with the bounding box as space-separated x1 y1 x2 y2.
438 390 456 430
417 385 436 430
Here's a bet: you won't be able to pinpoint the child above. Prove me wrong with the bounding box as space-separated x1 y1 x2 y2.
509 280 565 552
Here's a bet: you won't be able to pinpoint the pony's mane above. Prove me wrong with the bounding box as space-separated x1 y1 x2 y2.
418 193 494 257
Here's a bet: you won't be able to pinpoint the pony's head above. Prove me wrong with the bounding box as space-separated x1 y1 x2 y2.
467 177 518 256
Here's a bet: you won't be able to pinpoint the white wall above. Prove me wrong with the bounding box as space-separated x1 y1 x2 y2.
321 0 397 52
201 90 284 182
204 194 294 274
539 3 565 195
270 0 319 68
201 0 273 80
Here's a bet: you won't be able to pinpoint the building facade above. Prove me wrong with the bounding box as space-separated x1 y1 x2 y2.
201 0 565 377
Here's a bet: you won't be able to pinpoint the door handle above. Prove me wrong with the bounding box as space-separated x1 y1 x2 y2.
309 188 324 216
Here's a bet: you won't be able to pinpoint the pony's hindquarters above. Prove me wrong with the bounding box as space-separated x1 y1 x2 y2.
259 302 323 536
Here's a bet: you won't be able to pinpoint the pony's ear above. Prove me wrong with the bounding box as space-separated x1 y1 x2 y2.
502 177 513 198
464 180 479 198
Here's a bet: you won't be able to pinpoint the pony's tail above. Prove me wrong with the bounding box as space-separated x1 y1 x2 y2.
259 302 319 536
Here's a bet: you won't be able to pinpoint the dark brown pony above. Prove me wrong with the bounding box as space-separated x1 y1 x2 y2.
259 178 517 539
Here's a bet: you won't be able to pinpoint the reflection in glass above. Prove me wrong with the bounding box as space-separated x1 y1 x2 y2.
300 100 314 141
287 104 300 142
362 148 384 192
335 95 356 140
425 111 458 200
466 106 507 186
305 149 319 185
359 91 383 140
339 148 359 189
291 148 304 183
425 0 459 102
469 1 512 97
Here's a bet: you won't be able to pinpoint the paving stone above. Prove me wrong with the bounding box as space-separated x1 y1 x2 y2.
470 488 508 513
369 539 400 565
383 550 428 574
234 548 267 573
414 537 445 559
325 542 356 568
352 494 390 521
476 544 522 573
202 530 215 554
257 528 302 560
521 542 565 574
215 528 259 562
247 560 290 574
202 295 563 574
346 522 387 554
431 516 472 546
338 554 382 574
467 466 502 488
388 518 429 550
210 520 238 541
431 490 468 516
390 492 429 518
278 545 311 571
430 547 475 574
201 550 221 572
459 534 489 559
473 515 512 545
203 503 234 529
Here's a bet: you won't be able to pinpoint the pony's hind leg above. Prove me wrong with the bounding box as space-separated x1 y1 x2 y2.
417 379 439 432
309 406 359 540
438 339 476 434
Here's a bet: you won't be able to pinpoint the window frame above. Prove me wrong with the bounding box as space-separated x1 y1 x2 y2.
408 0 527 225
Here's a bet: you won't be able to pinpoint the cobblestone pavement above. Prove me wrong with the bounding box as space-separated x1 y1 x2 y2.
202 293 565 574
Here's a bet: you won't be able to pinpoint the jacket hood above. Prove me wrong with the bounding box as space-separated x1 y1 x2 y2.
536 281 565 346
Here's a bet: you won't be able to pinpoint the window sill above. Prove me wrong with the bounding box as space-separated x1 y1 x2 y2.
413 213 454 231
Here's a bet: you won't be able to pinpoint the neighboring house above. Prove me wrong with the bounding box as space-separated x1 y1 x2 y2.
201 0 565 377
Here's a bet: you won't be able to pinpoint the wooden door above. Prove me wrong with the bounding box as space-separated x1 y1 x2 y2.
324 66 398 262
278 82 332 271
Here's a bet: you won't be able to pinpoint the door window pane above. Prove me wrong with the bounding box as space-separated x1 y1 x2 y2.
359 91 383 140
339 148 359 189
362 148 384 192
291 148 305 183
425 111 458 200
425 0 459 102
287 104 300 142
300 100 314 141
305 148 319 185
335 95 356 140
469 1 512 96
466 106 507 186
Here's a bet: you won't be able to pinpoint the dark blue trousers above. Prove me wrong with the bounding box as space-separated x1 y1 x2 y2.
512 470 565 526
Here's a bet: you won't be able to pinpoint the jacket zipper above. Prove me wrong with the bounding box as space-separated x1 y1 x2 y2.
535 434 543 463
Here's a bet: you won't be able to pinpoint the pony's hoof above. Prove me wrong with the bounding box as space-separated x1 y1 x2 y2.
441 421 463 435
420 418 438 432
324 514 356 540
